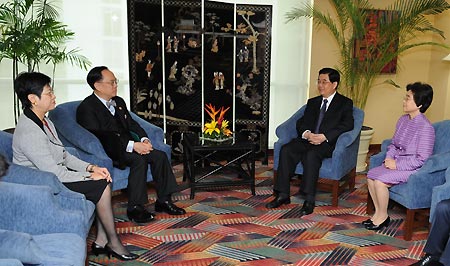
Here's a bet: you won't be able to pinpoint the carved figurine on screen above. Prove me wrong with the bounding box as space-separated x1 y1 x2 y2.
173 36 179 53
243 46 249 62
211 38 218 53
166 36 172 52
145 59 154 79
177 64 199 96
219 72 225 90
237 49 244 63
188 38 198 48
135 50 145 62
168 61 177 81
213 72 220 90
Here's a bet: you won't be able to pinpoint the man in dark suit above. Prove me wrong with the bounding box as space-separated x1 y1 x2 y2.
77 66 185 224
411 199 450 266
267 67 354 216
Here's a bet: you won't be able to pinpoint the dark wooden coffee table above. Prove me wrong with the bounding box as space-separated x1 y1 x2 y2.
182 133 256 199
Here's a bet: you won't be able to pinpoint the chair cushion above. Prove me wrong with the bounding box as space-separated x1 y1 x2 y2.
0 230 85 266
34 233 86 266
0 230 42 264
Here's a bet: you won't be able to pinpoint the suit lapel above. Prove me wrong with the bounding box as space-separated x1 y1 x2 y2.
321 93 341 124
112 97 129 130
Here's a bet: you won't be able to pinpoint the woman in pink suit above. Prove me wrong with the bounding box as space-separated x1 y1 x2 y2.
364 82 435 230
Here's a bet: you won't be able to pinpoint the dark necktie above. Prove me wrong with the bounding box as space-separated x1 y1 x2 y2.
314 99 328 133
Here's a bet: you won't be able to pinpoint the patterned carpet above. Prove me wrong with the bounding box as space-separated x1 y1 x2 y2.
86 160 429 266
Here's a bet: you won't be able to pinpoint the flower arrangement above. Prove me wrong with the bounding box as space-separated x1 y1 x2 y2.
203 103 233 140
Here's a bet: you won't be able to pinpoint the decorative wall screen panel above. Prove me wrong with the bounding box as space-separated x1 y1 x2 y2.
127 0 272 162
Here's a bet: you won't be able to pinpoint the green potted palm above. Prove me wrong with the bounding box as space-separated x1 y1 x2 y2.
286 0 450 171
0 0 91 124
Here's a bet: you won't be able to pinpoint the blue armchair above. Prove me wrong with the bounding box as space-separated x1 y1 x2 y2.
273 106 364 206
48 101 171 191
0 130 95 265
0 183 87 266
0 130 95 237
367 120 450 240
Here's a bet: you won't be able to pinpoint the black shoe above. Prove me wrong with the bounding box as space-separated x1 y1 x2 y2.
299 200 315 216
127 205 155 224
365 216 390 230
91 242 107 256
361 218 373 226
155 200 186 215
410 254 443 266
105 245 139 261
266 195 291 209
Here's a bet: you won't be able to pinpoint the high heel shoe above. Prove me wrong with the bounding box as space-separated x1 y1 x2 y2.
91 242 107 256
361 218 373 226
365 216 390 230
105 245 139 261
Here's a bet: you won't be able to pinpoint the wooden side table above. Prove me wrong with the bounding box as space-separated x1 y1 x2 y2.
182 133 256 199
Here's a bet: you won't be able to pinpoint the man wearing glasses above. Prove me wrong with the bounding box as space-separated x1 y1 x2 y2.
266 67 354 216
77 66 185 224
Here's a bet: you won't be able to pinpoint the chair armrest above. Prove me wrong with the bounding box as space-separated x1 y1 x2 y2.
2 164 95 226
369 139 391 169
430 167 450 222
431 183 450 222
275 106 305 143
130 112 171 160
2 164 63 194
0 182 89 238
419 151 450 174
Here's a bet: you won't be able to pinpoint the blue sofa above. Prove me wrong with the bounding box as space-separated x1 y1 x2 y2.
48 101 171 191
273 105 364 206
0 130 95 265
368 120 450 240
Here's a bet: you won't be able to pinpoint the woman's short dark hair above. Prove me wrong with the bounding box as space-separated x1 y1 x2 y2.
87 66 108 90
406 82 433 113
319 67 340 89
14 72 51 110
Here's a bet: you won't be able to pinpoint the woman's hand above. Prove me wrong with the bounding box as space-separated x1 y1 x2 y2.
384 158 397 170
90 166 112 182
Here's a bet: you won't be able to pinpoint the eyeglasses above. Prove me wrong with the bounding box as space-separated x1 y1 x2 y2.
41 89 55 96
98 79 119 86
317 79 332 85
403 95 414 102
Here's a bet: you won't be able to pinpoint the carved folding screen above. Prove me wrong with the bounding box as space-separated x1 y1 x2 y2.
127 0 272 162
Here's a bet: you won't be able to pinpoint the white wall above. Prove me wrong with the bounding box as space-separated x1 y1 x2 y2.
0 0 311 148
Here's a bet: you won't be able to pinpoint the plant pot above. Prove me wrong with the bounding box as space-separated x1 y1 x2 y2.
199 136 233 145
356 126 374 173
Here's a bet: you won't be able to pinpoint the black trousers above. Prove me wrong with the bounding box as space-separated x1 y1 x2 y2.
123 149 178 207
275 138 333 201
424 199 450 265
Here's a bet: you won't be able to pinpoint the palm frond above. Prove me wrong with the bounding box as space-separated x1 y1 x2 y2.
286 0 450 109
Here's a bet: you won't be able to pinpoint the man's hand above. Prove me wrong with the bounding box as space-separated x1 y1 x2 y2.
134 141 153 155
306 132 327 145
384 158 397 170
90 166 112 182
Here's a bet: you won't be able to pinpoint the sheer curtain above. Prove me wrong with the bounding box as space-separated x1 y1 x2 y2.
0 0 312 148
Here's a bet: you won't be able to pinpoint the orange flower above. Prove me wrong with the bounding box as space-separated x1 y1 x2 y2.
203 104 233 139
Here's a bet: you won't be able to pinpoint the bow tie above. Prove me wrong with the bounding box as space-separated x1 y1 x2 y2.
106 99 116 108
